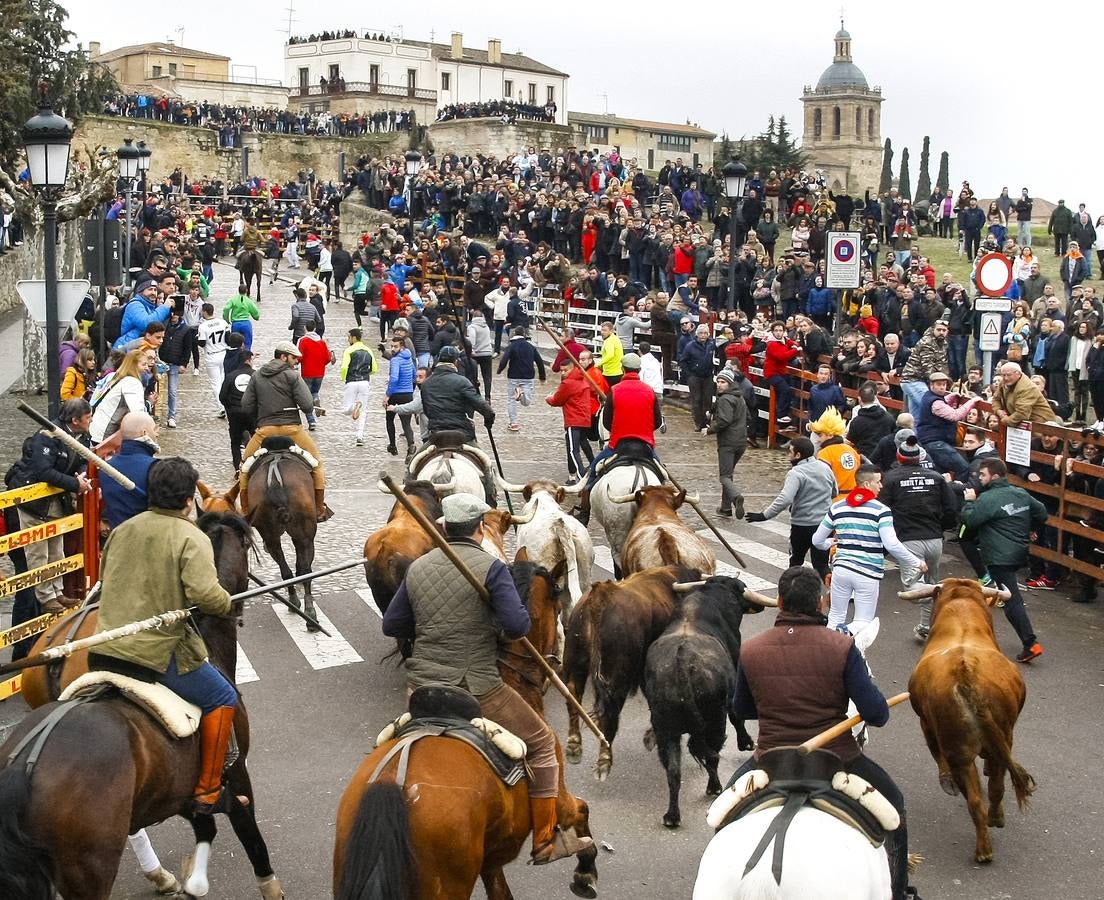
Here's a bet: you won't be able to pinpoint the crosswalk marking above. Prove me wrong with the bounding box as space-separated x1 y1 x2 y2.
270 603 363 669
593 546 617 574
696 529 792 571
356 587 382 619
591 542 777 595
236 645 259 685
749 517 794 539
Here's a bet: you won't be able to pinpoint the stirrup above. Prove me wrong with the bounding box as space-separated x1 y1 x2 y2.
190 788 233 816
529 828 594 865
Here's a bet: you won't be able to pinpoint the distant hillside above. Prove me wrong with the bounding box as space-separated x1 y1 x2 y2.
979 197 1057 225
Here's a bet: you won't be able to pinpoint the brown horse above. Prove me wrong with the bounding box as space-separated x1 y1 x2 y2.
237 249 264 301
332 559 599 900
363 479 443 616
0 512 284 900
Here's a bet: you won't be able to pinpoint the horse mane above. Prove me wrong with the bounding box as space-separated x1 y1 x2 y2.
402 479 443 520
197 510 255 557
509 560 553 612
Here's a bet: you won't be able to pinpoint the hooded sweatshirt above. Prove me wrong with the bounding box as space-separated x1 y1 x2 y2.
240 358 314 426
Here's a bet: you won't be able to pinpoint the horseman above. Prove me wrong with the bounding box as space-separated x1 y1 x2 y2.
381 493 595 865
90 457 237 815
576 352 662 525
240 213 262 260
727 565 919 900
238 341 333 522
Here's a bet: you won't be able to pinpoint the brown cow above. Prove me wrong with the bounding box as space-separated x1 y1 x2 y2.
479 506 535 562
606 485 716 576
904 577 1036 863
363 480 443 615
562 564 701 780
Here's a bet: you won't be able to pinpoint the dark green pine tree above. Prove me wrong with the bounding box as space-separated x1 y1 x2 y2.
897 147 912 201
718 133 735 166
915 136 932 202
936 151 950 195
878 138 894 195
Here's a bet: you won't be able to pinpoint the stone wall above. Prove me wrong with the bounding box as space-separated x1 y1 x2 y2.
338 193 395 249
427 118 574 159
73 115 409 186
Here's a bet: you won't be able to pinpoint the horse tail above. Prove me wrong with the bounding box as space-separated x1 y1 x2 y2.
335 782 416 900
269 462 291 528
0 766 57 900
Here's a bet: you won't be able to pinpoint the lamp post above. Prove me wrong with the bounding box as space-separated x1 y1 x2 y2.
722 160 748 313
116 138 141 287
136 140 152 228
22 105 74 420
404 149 422 217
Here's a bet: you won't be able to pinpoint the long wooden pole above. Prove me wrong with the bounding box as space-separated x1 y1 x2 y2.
799 692 911 752
17 401 136 490
379 471 610 753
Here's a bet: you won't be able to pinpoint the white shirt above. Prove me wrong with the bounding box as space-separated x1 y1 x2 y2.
197 318 229 358
639 354 664 395
183 294 204 327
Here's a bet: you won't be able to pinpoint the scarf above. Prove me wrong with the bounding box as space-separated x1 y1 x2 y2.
845 486 877 507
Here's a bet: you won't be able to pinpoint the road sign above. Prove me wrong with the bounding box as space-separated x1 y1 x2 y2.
825 232 861 289
976 252 1013 297
979 312 1003 352
975 296 1012 312
15 279 92 328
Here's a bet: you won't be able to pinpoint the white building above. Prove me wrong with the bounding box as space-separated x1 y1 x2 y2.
284 32 568 124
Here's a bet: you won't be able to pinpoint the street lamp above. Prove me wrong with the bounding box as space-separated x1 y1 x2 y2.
22 105 74 420
404 150 423 216
722 160 748 313
117 138 141 287
136 140 152 227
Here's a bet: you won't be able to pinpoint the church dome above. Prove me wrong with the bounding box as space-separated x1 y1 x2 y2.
816 61 869 90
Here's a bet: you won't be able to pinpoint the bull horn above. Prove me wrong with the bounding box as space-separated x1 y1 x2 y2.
672 580 708 593
495 473 528 492
981 586 1012 601
743 589 779 608
431 479 457 494
682 492 700 505
605 486 639 504
562 479 586 495
377 480 392 493
510 507 537 525
897 585 940 603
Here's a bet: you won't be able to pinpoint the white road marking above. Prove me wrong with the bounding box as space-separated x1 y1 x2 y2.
236 645 259 685
356 587 382 618
591 542 777 595
271 603 363 669
696 529 792 571
748 517 793 539
592 545 616 574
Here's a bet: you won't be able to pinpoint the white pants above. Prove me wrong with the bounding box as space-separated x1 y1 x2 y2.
341 381 372 438
205 358 225 411
827 566 882 633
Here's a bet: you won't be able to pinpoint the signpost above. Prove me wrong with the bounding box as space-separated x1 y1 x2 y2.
825 232 861 289
974 253 1015 384
979 312 1003 352
15 279 92 329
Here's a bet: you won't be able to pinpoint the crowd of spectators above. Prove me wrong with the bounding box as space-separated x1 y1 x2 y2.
436 100 557 124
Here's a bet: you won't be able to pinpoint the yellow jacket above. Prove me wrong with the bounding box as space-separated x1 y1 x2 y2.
597 333 624 377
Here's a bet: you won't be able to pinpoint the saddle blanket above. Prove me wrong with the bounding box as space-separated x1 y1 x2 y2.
241 443 319 475
60 671 202 738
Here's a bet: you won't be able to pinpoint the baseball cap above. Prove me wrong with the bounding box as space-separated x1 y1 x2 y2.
437 493 491 525
621 353 642 371
437 345 460 362
274 341 302 358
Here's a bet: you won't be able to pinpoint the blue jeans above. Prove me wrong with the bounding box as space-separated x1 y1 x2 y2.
416 352 431 368
158 655 237 714
768 374 793 419
167 365 181 419
921 439 969 480
902 380 928 420
1017 221 1032 247
947 334 968 381
304 376 323 424
895 250 912 268
230 320 253 349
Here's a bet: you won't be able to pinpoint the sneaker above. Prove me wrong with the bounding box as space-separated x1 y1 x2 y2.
308 422 317 431
978 573 993 587
659 420 667 434
314 406 326 417
1015 643 1043 664
216 409 227 419
192 369 200 377
777 416 792 424
355 438 364 447
1026 576 1056 590
352 401 362 420
508 422 521 432
913 624 930 643
167 417 177 428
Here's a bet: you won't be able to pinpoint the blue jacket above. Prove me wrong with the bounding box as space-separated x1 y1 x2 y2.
808 383 847 424
806 287 838 317
678 338 716 378
497 336 546 380
115 295 171 349
386 347 415 396
388 195 408 216
389 261 415 287
100 439 155 528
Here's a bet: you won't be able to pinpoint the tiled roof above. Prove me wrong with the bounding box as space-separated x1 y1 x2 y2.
93 42 230 63
568 111 716 139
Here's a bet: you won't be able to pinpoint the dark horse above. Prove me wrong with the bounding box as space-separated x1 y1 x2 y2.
245 441 320 631
0 511 284 900
237 249 264 301
333 559 599 900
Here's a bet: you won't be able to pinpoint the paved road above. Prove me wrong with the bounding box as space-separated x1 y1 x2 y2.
2 265 1101 898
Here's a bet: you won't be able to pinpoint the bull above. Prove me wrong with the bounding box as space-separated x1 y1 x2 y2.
643 576 776 827
562 564 701 780
590 462 666 578
901 577 1035 863
363 480 444 615
607 485 716 577
479 507 535 562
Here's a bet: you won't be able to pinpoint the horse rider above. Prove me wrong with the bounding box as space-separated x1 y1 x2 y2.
238 341 333 522
90 457 238 815
381 493 595 865
418 345 497 503
240 214 262 261
727 565 919 900
575 352 662 524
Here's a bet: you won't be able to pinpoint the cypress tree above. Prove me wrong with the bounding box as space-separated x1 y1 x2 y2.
916 136 932 202
936 151 950 195
897 147 912 202
878 138 894 195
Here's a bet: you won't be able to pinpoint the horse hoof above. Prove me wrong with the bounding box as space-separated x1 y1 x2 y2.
594 759 610 782
975 850 993 864
181 853 209 897
642 728 656 751
988 811 1005 828
144 866 181 895
257 874 285 899
570 876 599 899
705 783 723 798
566 740 582 765
939 773 959 796
662 814 680 829
737 737 755 752
305 622 321 633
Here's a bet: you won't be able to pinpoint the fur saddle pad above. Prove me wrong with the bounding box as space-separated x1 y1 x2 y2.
593 447 668 485
60 671 202 738
241 441 319 476
408 440 492 480
706 747 899 844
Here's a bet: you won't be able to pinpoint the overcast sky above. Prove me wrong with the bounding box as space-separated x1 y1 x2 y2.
67 0 1104 214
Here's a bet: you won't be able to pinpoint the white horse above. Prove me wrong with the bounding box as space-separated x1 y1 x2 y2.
692 804 892 899
406 441 492 500
590 462 665 578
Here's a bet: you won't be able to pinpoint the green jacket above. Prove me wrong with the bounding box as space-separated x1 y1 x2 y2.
1048 204 1073 235
95 508 231 674
960 478 1047 568
223 293 260 323
176 268 210 299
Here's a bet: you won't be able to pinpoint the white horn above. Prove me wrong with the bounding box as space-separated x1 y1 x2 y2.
495 473 528 492
431 479 457 494
672 580 708 593
743 589 779 607
377 481 392 493
605 485 639 504
682 492 700 505
981 586 1013 601
510 507 537 525
562 479 586 495
897 585 940 603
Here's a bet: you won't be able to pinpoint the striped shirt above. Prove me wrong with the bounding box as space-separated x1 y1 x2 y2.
813 496 920 580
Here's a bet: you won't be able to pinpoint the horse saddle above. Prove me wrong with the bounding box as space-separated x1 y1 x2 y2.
59 671 202 738
408 433 492 481
371 685 527 787
706 748 899 884
241 437 319 479
593 439 668 484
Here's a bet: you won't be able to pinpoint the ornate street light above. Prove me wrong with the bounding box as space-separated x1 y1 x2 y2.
722 160 748 316
404 150 423 177
117 138 142 286
722 160 748 200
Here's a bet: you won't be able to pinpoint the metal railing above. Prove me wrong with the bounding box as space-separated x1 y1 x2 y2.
294 82 435 101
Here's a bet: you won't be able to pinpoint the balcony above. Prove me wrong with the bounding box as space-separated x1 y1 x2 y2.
294 81 436 102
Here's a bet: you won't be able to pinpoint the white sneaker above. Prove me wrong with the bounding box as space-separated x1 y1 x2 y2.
167 417 177 428
192 369 200 377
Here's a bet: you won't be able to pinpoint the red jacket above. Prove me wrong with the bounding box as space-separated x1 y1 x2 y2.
673 243 695 275
727 336 754 373
552 339 587 372
763 338 801 378
582 366 608 417
607 372 659 449
546 368 597 428
297 335 331 379
380 282 400 312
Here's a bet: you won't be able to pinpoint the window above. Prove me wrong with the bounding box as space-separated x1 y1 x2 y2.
868 108 874 140
855 107 862 139
152 65 162 77
656 132 691 153
832 106 841 139
441 72 450 91
547 85 555 104
528 83 537 104
369 64 379 90
168 63 177 76
298 67 309 91
504 79 513 99
813 108 822 139
583 124 609 143
407 68 417 96
329 64 340 81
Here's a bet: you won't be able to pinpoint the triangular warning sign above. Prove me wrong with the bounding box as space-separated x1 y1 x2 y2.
982 318 999 336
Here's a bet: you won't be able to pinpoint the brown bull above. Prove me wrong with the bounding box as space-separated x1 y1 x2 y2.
362 480 442 615
479 506 536 562
562 564 701 780
608 485 716 577
905 577 1036 863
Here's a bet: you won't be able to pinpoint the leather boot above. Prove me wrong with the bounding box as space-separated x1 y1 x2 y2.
237 480 250 517
315 489 334 522
529 796 594 865
192 706 235 814
573 488 591 526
